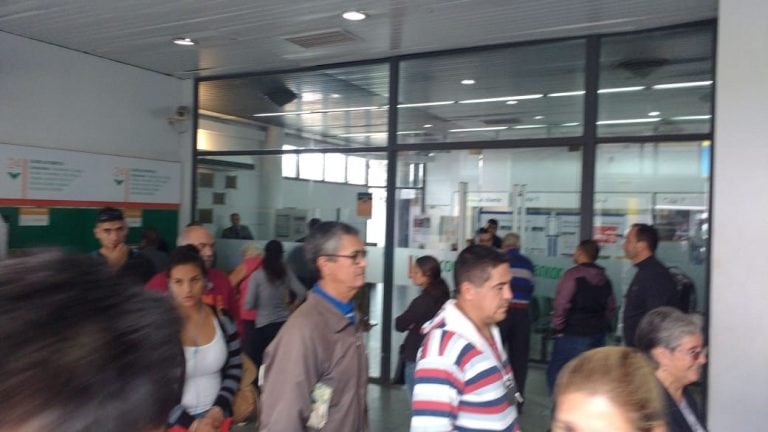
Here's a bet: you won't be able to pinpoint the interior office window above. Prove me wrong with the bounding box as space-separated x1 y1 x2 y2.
298 152 324 181
598 24 715 137
397 39 586 143
324 153 347 183
198 63 390 151
282 145 298 178
368 160 387 187
387 147 582 377
347 155 367 185
594 141 710 313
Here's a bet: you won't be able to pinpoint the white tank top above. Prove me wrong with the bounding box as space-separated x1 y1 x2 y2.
181 317 227 415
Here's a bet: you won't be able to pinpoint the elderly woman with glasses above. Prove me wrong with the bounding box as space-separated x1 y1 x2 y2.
635 306 708 432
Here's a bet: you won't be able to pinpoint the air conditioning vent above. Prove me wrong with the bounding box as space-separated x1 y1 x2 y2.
284 29 361 49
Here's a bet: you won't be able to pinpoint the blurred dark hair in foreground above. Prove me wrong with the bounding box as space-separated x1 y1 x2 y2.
0 250 183 432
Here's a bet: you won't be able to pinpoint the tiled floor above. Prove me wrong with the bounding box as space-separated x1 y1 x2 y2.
235 363 553 431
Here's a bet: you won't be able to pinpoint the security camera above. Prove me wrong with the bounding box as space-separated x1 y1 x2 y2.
175 106 190 119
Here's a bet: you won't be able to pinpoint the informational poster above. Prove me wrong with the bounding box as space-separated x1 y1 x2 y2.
411 215 431 247
1 143 181 206
123 208 143 228
357 192 372 218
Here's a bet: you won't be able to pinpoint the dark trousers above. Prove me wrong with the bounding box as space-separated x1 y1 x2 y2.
546 333 606 395
241 319 258 363
499 306 531 397
254 321 286 367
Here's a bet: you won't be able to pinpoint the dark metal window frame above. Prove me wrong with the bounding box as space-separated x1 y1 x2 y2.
192 19 716 386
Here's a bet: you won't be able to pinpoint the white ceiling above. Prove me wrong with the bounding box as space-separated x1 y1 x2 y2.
0 0 717 78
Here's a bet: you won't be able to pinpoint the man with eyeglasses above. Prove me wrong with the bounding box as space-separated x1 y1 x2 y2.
91 207 155 284
260 221 369 432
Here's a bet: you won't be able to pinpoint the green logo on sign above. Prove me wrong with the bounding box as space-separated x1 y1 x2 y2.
8 172 20 179
114 179 124 185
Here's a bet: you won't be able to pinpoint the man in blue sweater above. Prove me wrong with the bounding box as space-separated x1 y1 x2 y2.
498 233 535 405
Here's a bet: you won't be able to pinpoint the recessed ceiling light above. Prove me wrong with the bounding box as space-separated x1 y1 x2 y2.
423 124 433 128
301 92 322 101
461 79 476 85
172 37 196 46
342 11 367 21
648 111 661 116
534 115 545 120
330 93 341 98
505 101 518 105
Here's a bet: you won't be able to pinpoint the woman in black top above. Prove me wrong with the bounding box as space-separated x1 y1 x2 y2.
395 255 451 399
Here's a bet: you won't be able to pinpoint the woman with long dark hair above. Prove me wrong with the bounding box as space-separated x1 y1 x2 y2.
395 255 451 399
166 245 242 432
244 239 307 367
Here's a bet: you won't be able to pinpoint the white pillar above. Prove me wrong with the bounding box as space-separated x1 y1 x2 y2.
709 1 768 429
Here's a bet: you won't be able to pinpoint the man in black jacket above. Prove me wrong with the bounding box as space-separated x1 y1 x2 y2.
622 223 681 347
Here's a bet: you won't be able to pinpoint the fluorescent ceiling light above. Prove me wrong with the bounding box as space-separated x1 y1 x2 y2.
423 124 433 128
670 115 712 120
561 122 581 126
397 101 455 108
342 11 367 21
648 111 661 116
330 93 341 98
548 90 585 97
461 79 476 85
252 111 311 117
397 130 426 135
301 92 322 101
597 118 660 125
458 94 543 104
654 205 707 211
533 115 545 120
652 81 713 89
505 101 519 105
513 125 547 129
172 37 196 46
339 132 386 137
449 127 508 132
597 86 646 93
313 106 380 113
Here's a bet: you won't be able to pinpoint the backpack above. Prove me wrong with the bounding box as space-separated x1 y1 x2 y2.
668 266 697 313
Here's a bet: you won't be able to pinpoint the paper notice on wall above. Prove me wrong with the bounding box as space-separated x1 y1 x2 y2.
1 143 180 205
19 207 50 226
123 208 143 227
357 192 372 218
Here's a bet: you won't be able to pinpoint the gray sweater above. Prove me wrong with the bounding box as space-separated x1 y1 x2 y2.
244 268 307 328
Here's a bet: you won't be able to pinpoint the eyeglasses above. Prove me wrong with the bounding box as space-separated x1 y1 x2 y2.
678 346 708 361
323 249 367 264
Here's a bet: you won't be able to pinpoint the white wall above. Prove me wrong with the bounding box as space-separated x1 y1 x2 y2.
0 31 194 233
709 1 768 429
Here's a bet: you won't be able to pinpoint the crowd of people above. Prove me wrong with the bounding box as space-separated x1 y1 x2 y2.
0 208 708 432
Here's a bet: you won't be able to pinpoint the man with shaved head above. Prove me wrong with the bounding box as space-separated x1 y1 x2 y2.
145 225 237 314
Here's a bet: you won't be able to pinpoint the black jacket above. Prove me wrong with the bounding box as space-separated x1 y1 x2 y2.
623 255 680 347
395 290 448 362
662 384 707 432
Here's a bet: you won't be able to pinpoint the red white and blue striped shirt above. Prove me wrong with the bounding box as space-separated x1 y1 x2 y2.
411 300 521 432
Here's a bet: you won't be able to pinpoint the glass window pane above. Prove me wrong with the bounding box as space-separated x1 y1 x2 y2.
389 147 582 379
298 153 323 181
594 141 710 317
598 24 715 137
397 39 586 143
368 160 388 187
282 145 297 178
324 153 346 183
347 156 367 185
195 153 388 378
197 63 389 151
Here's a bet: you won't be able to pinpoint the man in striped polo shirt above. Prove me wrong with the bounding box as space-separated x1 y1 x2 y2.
411 245 521 432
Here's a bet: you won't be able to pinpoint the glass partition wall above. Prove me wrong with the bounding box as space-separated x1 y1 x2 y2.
194 21 715 383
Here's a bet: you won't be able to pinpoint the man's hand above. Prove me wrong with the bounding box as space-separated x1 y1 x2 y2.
190 418 216 432
203 406 225 429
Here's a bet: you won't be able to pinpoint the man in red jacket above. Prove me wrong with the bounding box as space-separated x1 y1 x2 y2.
145 225 237 316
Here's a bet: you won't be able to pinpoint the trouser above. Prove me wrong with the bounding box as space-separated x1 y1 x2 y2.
253 321 286 367
241 319 258 365
546 333 606 396
499 306 531 397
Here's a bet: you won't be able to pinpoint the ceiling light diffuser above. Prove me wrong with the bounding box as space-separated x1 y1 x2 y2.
449 127 508 132
461 79 476 85
548 91 585 97
597 118 661 125
652 81 713 89
172 37 196 46
342 11 367 21
648 111 661 116
597 86 646 93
